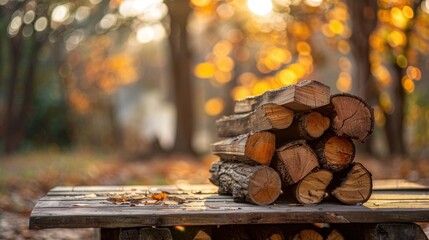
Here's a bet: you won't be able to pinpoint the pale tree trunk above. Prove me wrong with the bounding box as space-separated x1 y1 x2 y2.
166 0 194 154
345 0 378 154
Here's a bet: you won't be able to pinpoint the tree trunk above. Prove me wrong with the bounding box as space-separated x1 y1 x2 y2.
166 0 194 154
384 65 406 156
345 0 378 153
4 34 22 153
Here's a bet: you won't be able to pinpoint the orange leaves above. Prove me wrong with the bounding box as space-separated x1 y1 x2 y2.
63 35 138 113
150 192 168 201
106 191 186 206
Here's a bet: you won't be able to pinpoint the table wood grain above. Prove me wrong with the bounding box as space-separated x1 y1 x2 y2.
29 179 429 229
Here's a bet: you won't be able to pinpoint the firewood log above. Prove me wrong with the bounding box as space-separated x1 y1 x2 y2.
326 229 345 240
292 169 333 204
330 162 373 204
271 141 320 187
216 103 294 138
275 111 330 142
324 93 374 142
234 80 330 113
311 133 355 172
292 229 323 240
209 161 282 205
211 132 275 166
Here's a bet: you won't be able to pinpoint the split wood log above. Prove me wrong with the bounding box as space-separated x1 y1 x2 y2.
234 80 330 113
292 229 323 240
271 141 320 187
330 162 373 204
209 161 282 205
326 229 345 240
216 103 294 138
193 230 212 240
292 169 333 204
312 133 355 173
211 132 275 166
275 111 330 142
170 226 212 240
328 93 374 142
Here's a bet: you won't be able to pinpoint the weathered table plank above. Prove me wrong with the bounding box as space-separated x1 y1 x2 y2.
30 180 429 229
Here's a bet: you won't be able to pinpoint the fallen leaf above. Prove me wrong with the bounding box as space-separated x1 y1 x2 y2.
151 192 168 201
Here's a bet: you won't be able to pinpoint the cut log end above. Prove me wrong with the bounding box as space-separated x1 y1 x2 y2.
248 167 282 205
302 112 331 139
209 161 281 205
326 229 345 240
331 162 373 204
294 169 333 204
292 229 323 240
331 94 374 142
263 103 295 130
245 132 276 166
273 141 319 187
322 136 355 172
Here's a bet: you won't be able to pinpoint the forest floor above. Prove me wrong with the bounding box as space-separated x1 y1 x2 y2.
0 150 428 239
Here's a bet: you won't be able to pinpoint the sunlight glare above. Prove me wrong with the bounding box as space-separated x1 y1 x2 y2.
120 0 163 18
136 23 166 44
422 0 429 14
194 63 215 78
99 14 117 30
34 17 48 32
52 4 70 23
136 26 155 44
204 98 224 116
304 0 322 7
247 0 273 16
75 6 91 22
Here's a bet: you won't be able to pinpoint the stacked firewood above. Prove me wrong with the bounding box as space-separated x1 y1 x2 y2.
209 80 374 206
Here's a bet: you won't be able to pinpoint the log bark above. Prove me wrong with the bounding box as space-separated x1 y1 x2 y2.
234 80 330 113
330 162 373 205
211 132 276 166
209 161 282 205
312 133 355 173
275 111 330 142
216 103 294 138
271 141 320 187
292 169 333 204
292 229 323 240
329 93 374 142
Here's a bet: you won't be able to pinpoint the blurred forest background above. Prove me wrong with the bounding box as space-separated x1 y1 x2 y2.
1 0 429 157
0 0 429 238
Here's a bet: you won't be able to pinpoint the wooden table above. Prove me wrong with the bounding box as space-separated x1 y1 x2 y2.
29 179 429 239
